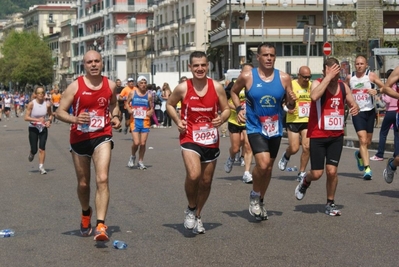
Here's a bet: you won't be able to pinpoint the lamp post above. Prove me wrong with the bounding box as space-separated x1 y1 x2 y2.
228 0 232 69
261 0 265 42
330 12 342 57
177 8 181 80
130 17 139 80
243 10 249 64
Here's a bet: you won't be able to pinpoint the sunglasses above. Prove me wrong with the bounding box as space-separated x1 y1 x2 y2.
299 74 312 79
36 92 45 95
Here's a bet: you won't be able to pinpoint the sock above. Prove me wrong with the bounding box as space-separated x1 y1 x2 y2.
82 207 91 216
250 190 261 197
284 153 290 160
303 178 311 187
260 198 264 204
188 206 196 211
96 220 105 226
39 164 43 169
364 165 370 171
357 151 362 159
327 199 334 205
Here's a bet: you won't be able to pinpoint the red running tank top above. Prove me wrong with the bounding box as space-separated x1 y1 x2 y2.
70 76 113 144
307 79 346 138
180 78 219 148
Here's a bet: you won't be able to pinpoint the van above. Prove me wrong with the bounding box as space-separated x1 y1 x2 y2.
224 69 242 85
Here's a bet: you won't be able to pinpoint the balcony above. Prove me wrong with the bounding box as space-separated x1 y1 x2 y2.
182 15 196 25
47 19 56 27
59 35 71 42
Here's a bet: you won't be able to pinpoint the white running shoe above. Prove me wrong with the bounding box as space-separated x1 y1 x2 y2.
249 194 261 217
39 167 47 175
127 155 136 168
325 203 341 216
297 171 306 182
295 179 309 200
184 208 196 230
224 157 234 173
192 217 205 234
138 161 147 170
278 153 289 171
242 171 253 184
257 203 268 221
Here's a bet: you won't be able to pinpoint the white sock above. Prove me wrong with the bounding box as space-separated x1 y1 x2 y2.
39 164 43 169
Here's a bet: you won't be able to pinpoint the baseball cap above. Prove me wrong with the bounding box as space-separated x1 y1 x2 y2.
127 78 134 82
137 75 147 82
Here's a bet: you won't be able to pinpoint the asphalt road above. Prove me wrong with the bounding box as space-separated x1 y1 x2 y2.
0 117 398 267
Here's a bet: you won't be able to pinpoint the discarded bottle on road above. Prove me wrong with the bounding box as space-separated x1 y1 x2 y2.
286 166 298 172
0 229 15 238
113 240 127 249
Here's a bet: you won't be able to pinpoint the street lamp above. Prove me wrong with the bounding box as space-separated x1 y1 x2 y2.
203 10 226 52
329 13 342 56
261 0 265 42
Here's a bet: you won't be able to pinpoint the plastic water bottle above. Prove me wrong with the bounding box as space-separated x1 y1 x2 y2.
81 109 89 133
286 166 298 172
113 240 127 249
0 229 15 238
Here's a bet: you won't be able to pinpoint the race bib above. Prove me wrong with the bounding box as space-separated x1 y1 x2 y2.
298 101 310 118
259 114 279 137
133 106 147 119
324 109 344 130
192 123 218 145
352 89 370 108
77 109 105 132
54 103 60 107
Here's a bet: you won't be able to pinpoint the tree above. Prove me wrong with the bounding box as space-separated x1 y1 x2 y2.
0 30 53 90
206 45 224 80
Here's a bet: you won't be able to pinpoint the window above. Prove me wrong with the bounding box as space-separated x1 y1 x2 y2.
296 15 315 29
49 13 53 22
283 42 321 56
185 5 189 17
49 27 54 34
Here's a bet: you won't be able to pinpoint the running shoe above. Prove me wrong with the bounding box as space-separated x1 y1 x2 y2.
127 155 136 168
224 157 234 173
184 208 196 230
363 167 372 180
354 151 364 171
28 153 34 162
39 167 47 175
383 157 396 184
249 194 261 218
370 155 383 161
242 171 253 184
297 171 306 182
80 207 92 237
240 157 245 167
278 153 289 171
325 203 341 216
295 179 310 200
138 161 147 170
234 152 240 162
94 223 109 241
192 217 205 234
257 203 268 221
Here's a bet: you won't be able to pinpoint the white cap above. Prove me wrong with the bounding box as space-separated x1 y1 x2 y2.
137 75 147 82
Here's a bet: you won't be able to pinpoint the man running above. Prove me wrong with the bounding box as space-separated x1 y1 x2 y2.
345 55 385 180
295 58 359 216
278 66 312 181
55 50 121 241
126 76 154 170
119 78 137 134
166 51 230 234
231 42 296 221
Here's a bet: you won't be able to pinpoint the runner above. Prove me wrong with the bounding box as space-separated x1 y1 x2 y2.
24 86 53 174
126 76 154 170
345 55 385 180
166 51 230 234
224 63 254 184
55 50 121 241
278 66 312 181
295 57 359 216
119 78 137 134
51 86 62 123
231 42 296 220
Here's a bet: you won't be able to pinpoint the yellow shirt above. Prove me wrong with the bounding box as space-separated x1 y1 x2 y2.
286 80 311 123
228 88 246 126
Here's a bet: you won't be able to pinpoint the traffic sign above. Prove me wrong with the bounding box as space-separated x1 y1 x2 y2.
323 42 332 56
373 48 398 56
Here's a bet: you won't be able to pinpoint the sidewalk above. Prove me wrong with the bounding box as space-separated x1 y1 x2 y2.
344 117 395 152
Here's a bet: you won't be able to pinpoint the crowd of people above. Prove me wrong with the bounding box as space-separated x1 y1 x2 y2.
2 46 399 240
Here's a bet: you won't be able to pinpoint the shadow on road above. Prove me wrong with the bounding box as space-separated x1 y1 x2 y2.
163 223 222 237
294 204 343 214
366 190 399 199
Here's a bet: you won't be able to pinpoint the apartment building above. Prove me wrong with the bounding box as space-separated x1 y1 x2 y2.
210 0 399 78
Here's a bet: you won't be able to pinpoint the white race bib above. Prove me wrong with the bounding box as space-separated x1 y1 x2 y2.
77 110 105 132
259 115 279 137
133 106 147 119
324 109 344 130
298 101 310 118
192 123 218 145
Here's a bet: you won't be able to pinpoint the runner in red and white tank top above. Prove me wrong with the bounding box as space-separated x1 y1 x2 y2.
179 78 220 148
70 75 113 144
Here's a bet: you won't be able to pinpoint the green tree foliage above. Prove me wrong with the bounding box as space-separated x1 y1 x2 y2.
0 30 53 87
0 0 45 19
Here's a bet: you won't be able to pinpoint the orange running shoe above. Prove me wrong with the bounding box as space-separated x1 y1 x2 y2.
80 207 92 237
94 223 109 241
